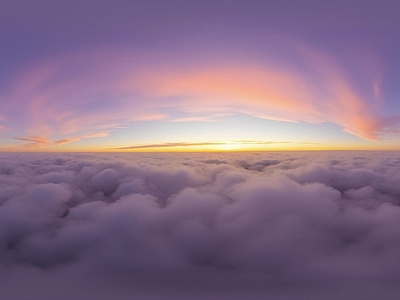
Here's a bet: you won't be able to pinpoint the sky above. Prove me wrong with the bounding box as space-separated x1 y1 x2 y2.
1 0 400 151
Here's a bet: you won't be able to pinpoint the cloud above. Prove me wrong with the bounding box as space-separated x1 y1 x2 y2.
114 140 311 151
13 136 50 147
168 116 219 122
0 125 12 133
0 152 400 299
54 138 79 145
117 61 386 134
54 132 109 145
115 141 226 150
1 35 396 150
14 136 48 143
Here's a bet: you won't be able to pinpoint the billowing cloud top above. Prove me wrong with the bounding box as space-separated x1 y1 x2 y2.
1 152 400 299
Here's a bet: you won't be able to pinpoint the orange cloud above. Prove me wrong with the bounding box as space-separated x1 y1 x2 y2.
1 37 395 149
0 125 12 133
14 136 50 148
132 66 322 122
54 132 109 145
113 140 302 151
124 62 382 139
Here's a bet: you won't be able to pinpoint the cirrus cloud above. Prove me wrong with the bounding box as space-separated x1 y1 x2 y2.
0 35 397 149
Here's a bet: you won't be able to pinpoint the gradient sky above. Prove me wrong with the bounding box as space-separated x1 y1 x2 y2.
1 0 400 151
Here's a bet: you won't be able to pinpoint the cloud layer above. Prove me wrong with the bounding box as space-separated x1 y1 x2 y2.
1 152 400 299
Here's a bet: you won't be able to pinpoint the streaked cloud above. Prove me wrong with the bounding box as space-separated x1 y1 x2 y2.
13 136 50 147
114 141 226 150
1 35 393 151
0 125 12 133
113 140 315 150
0 0 399 151
54 132 109 145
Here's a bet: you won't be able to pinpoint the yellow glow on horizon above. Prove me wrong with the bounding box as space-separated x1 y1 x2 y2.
2 139 400 152
216 143 245 151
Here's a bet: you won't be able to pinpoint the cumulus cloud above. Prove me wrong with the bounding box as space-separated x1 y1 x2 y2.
1 152 400 299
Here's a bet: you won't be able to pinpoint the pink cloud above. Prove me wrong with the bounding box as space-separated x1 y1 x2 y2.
13 136 50 148
54 132 109 146
1 37 395 148
0 125 12 133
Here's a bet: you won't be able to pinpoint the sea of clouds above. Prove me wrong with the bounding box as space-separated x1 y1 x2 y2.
1 151 400 300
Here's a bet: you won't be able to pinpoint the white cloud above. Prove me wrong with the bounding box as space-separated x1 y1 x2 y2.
0 152 400 299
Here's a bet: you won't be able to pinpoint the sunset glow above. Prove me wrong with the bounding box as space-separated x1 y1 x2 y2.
1 1 400 152
2 2 400 300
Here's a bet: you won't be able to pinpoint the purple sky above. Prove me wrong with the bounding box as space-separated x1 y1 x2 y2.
1 0 400 151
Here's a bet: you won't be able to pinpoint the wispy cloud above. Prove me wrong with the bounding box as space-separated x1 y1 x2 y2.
14 136 50 148
0 125 12 133
54 132 109 146
168 116 218 122
112 140 315 150
1 36 396 149
114 141 226 150
11 132 109 148
133 114 167 121
14 136 49 143
54 138 80 146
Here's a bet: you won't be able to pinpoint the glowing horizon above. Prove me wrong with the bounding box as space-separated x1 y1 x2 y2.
2 3 400 299
1 1 400 151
